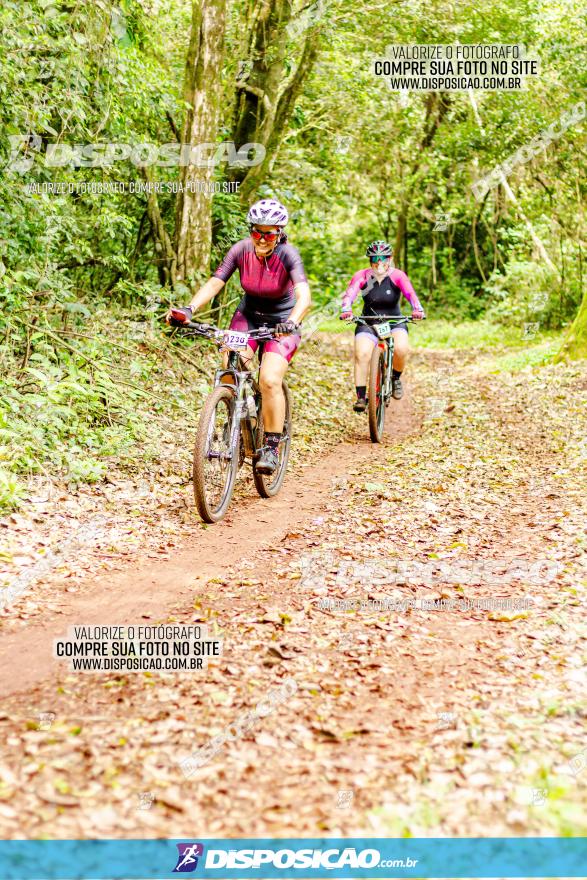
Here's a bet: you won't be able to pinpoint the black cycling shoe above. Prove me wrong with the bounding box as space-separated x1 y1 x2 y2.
255 446 279 475
353 397 368 413
392 377 404 400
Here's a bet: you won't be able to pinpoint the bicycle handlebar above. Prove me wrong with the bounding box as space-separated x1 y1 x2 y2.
181 320 283 341
349 315 424 325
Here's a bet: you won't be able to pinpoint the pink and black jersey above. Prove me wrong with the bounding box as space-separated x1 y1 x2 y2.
342 267 423 316
214 238 307 318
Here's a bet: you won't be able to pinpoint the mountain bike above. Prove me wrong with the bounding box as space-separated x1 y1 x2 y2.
178 321 292 523
350 315 417 444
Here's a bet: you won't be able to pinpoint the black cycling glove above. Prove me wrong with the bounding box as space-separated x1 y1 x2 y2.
275 320 300 335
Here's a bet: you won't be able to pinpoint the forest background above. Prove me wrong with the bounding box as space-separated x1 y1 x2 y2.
0 0 585 508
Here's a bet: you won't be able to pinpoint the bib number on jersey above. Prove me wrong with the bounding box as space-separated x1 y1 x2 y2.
374 321 392 339
222 331 250 351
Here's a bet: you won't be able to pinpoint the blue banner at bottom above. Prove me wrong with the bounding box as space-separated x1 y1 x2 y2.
0 837 586 879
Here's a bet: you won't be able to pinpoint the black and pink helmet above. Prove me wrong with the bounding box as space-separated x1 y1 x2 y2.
366 240 392 258
247 198 289 228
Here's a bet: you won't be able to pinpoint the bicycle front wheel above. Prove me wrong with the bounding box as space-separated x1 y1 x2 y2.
368 345 386 443
193 386 239 523
253 380 292 498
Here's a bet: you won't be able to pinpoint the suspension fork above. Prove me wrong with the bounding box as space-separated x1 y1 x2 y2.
385 338 394 397
241 371 260 457
215 356 260 460
212 367 246 451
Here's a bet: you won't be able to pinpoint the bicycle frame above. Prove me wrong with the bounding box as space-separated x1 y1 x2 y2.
180 321 286 465
352 314 412 404
174 319 295 521
379 335 395 404
214 351 260 460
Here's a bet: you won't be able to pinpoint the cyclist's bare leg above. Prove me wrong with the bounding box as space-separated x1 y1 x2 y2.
220 347 255 383
354 334 376 386
259 351 288 431
391 329 409 372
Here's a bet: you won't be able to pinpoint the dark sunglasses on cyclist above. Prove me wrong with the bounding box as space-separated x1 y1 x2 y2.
250 226 280 242
370 255 390 263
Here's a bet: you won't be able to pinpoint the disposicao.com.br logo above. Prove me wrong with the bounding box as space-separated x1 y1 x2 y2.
173 843 205 873
177 846 417 872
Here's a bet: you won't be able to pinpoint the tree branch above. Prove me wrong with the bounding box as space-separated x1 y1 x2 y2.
165 110 181 142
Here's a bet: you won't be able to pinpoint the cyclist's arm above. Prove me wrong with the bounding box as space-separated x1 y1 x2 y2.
391 268 423 312
289 281 311 325
342 269 368 312
187 240 243 312
165 275 225 323
188 276 225 312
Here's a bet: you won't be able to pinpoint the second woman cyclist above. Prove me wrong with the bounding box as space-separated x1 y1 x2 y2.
341 240 425 412
168 199 311 475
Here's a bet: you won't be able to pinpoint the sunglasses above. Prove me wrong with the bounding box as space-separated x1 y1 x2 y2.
250 226 280 242
370 255 390 263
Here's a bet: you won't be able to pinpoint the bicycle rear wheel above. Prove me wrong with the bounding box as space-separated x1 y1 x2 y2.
193 386 239 523
253 380 292 498
368 345 386 443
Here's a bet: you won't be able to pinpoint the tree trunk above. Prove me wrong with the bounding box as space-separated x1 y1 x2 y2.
230 0 320 202
472 196 488 283
395 208 407 269
141 168 176 287
557 288 587 360
395 93 450 265
175 0 228 285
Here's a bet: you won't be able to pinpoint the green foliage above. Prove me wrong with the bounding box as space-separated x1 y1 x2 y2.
407 318 560 352
0 345 145 482
558 286 587 361
0 301 218 512
273 0 586 329
491 340 560 372
0 468 23 511
0 0 585 508
0 0 187 313
484 260 553 325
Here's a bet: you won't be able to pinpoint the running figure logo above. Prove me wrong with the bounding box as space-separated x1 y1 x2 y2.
173 843 205 873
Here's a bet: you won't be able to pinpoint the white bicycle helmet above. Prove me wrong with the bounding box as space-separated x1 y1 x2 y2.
246 198 288 227
366 240 392 258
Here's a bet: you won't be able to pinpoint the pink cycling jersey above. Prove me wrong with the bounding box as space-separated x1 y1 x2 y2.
214 238 306 317
342 267 423 313
215 237 307 363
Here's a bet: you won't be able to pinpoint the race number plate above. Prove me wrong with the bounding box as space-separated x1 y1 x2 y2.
374 321 392 339
222 330 249 351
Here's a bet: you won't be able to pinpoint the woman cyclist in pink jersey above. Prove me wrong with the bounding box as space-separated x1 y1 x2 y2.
167 199 311 475
340 240 425 412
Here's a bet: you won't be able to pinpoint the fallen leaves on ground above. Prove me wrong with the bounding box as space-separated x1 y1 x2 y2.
0 338 586 839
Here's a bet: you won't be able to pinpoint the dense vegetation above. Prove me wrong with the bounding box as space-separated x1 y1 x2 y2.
0 0 585 507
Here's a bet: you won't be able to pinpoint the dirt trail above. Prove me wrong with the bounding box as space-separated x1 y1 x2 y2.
0 390 418 699
0 349 585 841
